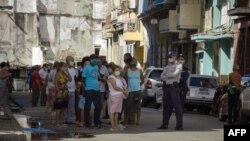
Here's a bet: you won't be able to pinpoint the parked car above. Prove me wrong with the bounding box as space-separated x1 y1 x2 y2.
141 66 163 108
241 74 250 86
238 82 250 124
155 82 163 105
185 74 219 114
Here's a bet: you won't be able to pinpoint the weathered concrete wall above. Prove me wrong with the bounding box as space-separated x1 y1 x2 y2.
38 0 94 62
0 0 106 65
0 11 39 66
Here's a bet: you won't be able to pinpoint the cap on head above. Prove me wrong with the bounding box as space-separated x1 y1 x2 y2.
233 64 240 70
168 51 178 57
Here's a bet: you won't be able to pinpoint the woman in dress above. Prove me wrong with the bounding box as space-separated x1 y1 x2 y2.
54 62 71 126
107 63 128 131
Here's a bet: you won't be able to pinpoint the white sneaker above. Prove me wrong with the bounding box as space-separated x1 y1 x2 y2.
119 124 126 129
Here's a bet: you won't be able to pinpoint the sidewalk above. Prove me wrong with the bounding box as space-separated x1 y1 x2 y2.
0 104 27 141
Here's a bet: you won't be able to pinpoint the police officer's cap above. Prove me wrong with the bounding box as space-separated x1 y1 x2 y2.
168 51 178 57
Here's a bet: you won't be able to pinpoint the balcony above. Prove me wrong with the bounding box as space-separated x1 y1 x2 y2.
123 19 142 41
0 0 13 13
148 0 177 10
228 7 250 16
177 0 201 29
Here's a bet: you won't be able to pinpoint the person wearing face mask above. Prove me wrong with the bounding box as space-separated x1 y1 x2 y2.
124 58 144 126
39 64 49 106
178 54 190 111
63 56 76 125
158 51 183 131
107 63 128 131
82 54 102 128
54 62 70 126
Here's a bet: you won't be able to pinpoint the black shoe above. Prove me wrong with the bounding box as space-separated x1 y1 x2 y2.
157 125 168 129
102 116 109 119
175 127 184 131
94 124 103 129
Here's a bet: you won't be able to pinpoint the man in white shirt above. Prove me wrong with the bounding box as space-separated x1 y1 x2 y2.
99 60 109 119
39 64 48 106
158 51 183 131
65 56 77 124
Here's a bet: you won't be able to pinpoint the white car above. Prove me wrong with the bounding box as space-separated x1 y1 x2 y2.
241 74 250 86
141 66 163 109
185 74 219 113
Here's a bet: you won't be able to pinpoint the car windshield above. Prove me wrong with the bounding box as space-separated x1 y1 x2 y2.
190 77 218 88
149 70 163 81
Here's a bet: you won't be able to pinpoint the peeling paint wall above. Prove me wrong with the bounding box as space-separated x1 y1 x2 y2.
0 0 107 65
38 0 94 62
0 0 39 66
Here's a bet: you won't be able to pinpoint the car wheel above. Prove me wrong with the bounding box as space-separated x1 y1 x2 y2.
153 97 161 109
198 107 210 115
218 106 227 122
238 106 248 124
186 105 194 112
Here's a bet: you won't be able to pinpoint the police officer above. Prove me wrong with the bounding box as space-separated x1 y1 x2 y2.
158 51 183 130
178 54 190 111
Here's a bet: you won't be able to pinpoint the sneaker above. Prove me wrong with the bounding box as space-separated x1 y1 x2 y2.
110 128 119 131
157 125 168 130
119 124 126 129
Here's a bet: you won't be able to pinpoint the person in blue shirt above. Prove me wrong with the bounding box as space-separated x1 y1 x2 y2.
82 54 102 128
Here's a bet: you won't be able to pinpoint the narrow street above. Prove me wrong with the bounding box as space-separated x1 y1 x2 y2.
10 92 224 141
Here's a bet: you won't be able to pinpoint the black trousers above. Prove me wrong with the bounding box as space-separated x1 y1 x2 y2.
162 86 183 128
228 90 240 123
32 88 40 107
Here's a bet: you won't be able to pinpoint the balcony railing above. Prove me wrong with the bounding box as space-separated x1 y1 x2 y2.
124 19 139 32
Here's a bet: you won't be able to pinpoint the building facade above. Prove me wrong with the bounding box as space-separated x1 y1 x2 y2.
103 0 143 68
228 0 250 75
0 0 105 66
191 0 234 82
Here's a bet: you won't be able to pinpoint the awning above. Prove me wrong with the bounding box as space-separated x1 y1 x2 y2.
191 33 233 42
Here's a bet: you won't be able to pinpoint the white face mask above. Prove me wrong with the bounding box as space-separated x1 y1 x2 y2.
114 71 120 76
69 61 74 67
168 58 174 63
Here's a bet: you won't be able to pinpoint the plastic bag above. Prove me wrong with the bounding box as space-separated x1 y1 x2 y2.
78 95 85 109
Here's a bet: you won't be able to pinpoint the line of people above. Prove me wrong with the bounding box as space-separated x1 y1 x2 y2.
30 53 144 130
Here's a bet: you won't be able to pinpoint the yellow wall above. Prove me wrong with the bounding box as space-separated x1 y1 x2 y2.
135 46 144 69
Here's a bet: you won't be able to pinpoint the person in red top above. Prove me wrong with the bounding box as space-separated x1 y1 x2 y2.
32 65 42 107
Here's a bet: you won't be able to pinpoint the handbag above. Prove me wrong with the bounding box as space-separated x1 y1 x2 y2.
78 95 85 109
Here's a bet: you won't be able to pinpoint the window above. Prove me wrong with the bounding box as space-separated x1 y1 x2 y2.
95 47 100 56
190 77 218 88
149 70 163 81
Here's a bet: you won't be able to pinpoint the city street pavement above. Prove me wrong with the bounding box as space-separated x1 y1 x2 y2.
10 92 225 141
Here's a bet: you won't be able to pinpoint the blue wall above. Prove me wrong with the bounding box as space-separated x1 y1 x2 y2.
220 39 231 75
203 42 213 75
138 0 148 15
